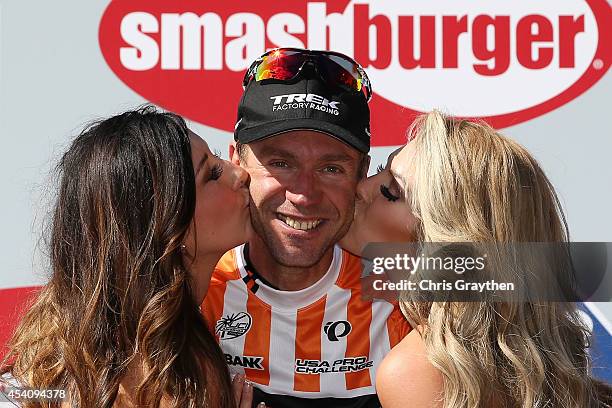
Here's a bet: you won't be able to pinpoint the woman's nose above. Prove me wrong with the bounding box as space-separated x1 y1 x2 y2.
231 162 250 190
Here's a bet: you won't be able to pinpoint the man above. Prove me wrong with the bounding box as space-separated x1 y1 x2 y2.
202 48 410 408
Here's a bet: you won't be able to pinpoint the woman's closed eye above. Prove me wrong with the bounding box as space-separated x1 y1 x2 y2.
380 184 400 202
209 163 223 181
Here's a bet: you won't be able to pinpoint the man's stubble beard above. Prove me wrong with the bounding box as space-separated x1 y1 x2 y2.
247 203 354 269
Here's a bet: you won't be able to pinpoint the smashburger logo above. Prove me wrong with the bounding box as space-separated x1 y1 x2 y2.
99 0 611 146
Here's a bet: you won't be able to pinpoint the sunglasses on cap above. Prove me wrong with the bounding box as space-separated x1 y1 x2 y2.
242 48 372 102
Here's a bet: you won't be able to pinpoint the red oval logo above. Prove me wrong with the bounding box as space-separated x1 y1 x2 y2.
99 0 611 147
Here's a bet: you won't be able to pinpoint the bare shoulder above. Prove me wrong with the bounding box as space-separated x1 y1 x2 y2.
376 330 444 408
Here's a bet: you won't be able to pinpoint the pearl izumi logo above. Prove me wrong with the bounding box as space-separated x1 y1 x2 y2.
215 312 252 340
324 320 352 341
270 93 340 116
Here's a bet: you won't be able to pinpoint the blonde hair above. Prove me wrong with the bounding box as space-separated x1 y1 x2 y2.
400 111 611 407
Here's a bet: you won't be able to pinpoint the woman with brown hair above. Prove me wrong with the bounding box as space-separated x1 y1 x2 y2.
342 110 611 407
1 106 255 407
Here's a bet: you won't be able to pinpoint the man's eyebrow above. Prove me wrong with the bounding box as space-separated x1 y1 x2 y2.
195 153 209 176
319 153 355 163
257 146 354 163
257 146 298 160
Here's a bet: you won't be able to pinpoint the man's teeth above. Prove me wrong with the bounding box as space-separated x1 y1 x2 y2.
279 215 322 231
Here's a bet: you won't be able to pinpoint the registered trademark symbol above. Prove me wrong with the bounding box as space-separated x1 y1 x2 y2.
593 59 603 70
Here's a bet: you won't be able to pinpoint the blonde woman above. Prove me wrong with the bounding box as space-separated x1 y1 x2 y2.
341 111 612 407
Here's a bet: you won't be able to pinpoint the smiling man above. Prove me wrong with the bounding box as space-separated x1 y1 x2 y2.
201 48 410 408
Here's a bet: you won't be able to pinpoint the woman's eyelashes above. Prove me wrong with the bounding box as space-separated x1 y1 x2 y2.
380 184 400 202
205 150 224 181
376 163 401 202
209 163 223 181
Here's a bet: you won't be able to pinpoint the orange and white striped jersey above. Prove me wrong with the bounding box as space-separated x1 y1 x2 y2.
201 244 410 407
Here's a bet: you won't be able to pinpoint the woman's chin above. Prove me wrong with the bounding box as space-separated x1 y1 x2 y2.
339 229 364 257
224 216 254 251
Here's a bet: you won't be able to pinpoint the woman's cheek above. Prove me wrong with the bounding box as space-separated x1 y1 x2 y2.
363 198 385 241
221 186 242 212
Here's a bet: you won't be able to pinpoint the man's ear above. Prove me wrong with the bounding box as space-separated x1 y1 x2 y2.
360 154 371 180
229 141 240 165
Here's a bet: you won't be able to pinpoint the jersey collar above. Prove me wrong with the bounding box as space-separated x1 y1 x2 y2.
234 244 343 311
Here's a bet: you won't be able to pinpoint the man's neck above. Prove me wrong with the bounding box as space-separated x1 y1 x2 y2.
246 237 334 291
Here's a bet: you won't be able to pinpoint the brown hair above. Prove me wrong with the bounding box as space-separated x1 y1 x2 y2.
1 106 234 407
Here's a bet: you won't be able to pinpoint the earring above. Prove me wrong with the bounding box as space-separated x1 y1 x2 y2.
180 244 187 252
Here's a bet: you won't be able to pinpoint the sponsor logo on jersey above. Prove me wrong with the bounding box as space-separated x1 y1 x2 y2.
215 312 252 339
225 353 265 370
99 0 611 146
323 320 352 341
295 357 373 374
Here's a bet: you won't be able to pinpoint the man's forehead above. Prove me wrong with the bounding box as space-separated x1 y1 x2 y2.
247 130 361 159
